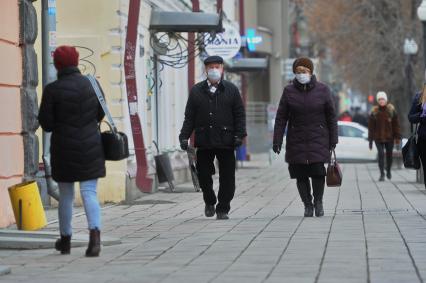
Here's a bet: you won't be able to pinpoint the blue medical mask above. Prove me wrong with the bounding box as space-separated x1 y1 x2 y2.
207 68 222 82
296 73 311 84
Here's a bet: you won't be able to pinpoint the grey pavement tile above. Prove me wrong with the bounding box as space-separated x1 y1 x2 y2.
2 163 426 283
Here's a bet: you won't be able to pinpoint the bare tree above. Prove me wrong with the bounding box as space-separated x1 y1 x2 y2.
303 0 423 135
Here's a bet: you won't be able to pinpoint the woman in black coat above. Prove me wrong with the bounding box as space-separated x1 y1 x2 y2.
38 46 105 257
408 87 426 188
272 57 338 217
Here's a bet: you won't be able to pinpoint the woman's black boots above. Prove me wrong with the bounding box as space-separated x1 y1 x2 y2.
312 177 325 217
296 180 314 217
55 235 71 254
85 228 101 257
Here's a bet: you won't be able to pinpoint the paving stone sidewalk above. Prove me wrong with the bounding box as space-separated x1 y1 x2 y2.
1 161 426 283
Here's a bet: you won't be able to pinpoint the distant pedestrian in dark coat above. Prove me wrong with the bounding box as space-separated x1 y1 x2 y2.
368 91 401 181
179 55 246 220
272 57 338 217
38 45 105 257
409 87 426 188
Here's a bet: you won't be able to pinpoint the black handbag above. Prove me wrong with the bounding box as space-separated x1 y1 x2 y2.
87 75 129 161
402 124 420 169
100 121 129 161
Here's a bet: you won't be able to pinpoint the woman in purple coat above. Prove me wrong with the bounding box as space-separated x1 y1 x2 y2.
272 57 338 217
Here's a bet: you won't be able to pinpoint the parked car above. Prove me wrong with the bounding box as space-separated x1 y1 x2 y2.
336 121 377 162
278 121 405 163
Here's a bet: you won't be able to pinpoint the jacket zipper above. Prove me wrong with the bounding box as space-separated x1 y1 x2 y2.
304 88 309 164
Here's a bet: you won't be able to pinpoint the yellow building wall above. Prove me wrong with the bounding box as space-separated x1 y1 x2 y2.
34 0 128 205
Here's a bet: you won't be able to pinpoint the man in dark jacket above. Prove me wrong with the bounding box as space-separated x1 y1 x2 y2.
179 55 246 220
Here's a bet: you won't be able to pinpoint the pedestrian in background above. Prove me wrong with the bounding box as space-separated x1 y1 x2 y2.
179 55 246 220
38 46 105 257
409 86 426 188
339 111 353 122
272 57 338 217
368 91 401 181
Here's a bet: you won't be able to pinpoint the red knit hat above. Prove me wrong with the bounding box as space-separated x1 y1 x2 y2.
53 46 79 70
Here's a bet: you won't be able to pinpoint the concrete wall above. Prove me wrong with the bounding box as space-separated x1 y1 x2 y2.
258 0 289 104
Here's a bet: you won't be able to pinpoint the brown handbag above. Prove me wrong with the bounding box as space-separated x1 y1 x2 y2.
326 150 342 187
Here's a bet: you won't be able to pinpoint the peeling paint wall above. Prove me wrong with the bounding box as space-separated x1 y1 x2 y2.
0 0 23 227
0 0 39 228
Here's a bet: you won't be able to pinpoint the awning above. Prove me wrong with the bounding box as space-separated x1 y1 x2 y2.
149 11 222 33
225 58 268 72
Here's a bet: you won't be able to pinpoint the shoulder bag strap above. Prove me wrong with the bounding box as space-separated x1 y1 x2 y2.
86 75 117 133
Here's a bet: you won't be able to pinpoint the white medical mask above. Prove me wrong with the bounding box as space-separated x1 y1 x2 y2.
207 68 222 82
296 73 311 84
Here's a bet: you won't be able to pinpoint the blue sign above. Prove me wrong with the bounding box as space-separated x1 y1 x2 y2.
245 28 262 52
48 7 56 15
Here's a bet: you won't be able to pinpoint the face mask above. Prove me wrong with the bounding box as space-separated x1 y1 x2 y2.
207 68 222 82
296 73 311 84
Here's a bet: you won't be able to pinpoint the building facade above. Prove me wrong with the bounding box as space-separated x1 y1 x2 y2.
0 0 39 227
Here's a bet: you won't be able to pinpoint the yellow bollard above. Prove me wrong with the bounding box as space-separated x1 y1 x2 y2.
8 181 47 231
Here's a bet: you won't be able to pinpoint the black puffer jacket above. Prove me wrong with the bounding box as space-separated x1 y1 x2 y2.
38 67 106 182
273 76 338 164
179 80 246 149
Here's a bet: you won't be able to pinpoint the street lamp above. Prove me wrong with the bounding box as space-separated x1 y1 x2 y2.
404 38 418 56
417 0 426 67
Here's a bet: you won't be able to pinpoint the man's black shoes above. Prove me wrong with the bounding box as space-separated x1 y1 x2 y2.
216 212 229 220
205 205 215 217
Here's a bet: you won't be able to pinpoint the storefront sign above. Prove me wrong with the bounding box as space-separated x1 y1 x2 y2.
204 23 241 59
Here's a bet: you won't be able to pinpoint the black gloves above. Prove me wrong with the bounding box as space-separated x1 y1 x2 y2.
330 144 336 150
234 136 243 147
180 139 189 151
369 140 373 150
272 144 282 154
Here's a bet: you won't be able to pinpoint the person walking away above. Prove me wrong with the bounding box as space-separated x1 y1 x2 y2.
409 86 426 188
38 46 105 256
368 91 401 181
272 57 338 217
179 55 246 220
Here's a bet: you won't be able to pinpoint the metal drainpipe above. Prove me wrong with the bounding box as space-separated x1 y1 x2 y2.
188 0 200 146
239 0 247 107
41 0 59 200
125 0 153 192
239 0 248 158
217 0 223 13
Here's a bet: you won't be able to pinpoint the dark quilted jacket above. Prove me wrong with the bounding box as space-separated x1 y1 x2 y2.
38 67 106 182
408 93 426 138
273 76 338 164
179 80 246 149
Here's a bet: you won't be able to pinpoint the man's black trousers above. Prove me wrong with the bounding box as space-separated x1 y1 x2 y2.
196 148 235 214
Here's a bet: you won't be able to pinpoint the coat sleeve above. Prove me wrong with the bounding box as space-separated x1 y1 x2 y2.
368 113 375 142
179 88 196 141
408 94 421 124
232 87 247 138
273 89 290 146
38 85 55 132
392 112 401 140
325 88 338 146
95 79 106 122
